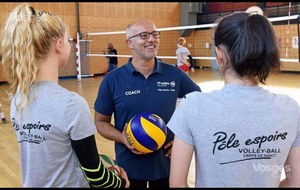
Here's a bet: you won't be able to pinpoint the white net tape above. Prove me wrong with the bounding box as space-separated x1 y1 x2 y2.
76 14 300 80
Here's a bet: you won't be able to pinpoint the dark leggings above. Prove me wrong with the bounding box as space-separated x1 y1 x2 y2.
129 177 169 188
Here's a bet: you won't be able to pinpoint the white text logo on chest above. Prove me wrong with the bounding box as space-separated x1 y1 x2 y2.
125 90 141 96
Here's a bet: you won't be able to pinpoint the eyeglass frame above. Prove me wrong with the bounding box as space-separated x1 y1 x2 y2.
127 31 160 40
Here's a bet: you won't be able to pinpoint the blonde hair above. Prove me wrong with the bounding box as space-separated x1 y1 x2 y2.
177 37 186 46
1 3 67 112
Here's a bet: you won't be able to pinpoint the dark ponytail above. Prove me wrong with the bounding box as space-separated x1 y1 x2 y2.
214 12 281 84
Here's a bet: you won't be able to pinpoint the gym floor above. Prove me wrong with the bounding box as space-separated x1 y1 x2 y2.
0 68 299 187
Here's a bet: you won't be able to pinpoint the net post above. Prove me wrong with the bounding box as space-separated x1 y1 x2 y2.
76 32 82 81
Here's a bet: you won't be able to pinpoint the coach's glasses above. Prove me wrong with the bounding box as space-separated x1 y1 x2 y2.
128 31 160 40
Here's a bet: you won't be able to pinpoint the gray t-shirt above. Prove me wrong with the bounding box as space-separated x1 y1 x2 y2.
176 46 190 66
168 84 300 187
10 81 96 187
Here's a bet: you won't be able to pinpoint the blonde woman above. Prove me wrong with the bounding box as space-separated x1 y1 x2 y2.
1 4 129 188
176 37 194 74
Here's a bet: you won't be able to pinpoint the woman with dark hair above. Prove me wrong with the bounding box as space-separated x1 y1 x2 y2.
168 12 300 187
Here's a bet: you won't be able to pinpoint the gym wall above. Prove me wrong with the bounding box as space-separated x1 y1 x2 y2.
0 2 180 81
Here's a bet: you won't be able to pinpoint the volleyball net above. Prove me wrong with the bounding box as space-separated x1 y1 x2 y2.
76 14 300 81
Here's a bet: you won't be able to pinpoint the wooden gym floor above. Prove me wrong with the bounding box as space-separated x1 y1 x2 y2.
0 68 300 187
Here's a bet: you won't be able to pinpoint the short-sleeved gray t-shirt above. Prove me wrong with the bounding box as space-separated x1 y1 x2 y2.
168 84 300 187
176 46 190 66
10 81 96 187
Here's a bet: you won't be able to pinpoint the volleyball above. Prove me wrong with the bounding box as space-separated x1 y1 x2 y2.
125 112 167 154
99 154 121 176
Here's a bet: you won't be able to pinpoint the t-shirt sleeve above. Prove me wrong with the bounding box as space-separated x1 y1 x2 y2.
94 76 115 115
176 48 180 56
178 71 201 98
167 95 194 145
65 94 96 141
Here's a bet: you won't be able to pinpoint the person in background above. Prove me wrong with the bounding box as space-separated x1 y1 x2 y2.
168 12 300 187
94 19 201 188
0 102 7 123
104 43 118 73
176 37 194 74
1 3 129 188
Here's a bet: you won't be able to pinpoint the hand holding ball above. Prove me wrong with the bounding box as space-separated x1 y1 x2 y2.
125 112 167 154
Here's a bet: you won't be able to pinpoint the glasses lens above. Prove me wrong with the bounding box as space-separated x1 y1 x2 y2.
152 31 160 38
140 32 150 39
